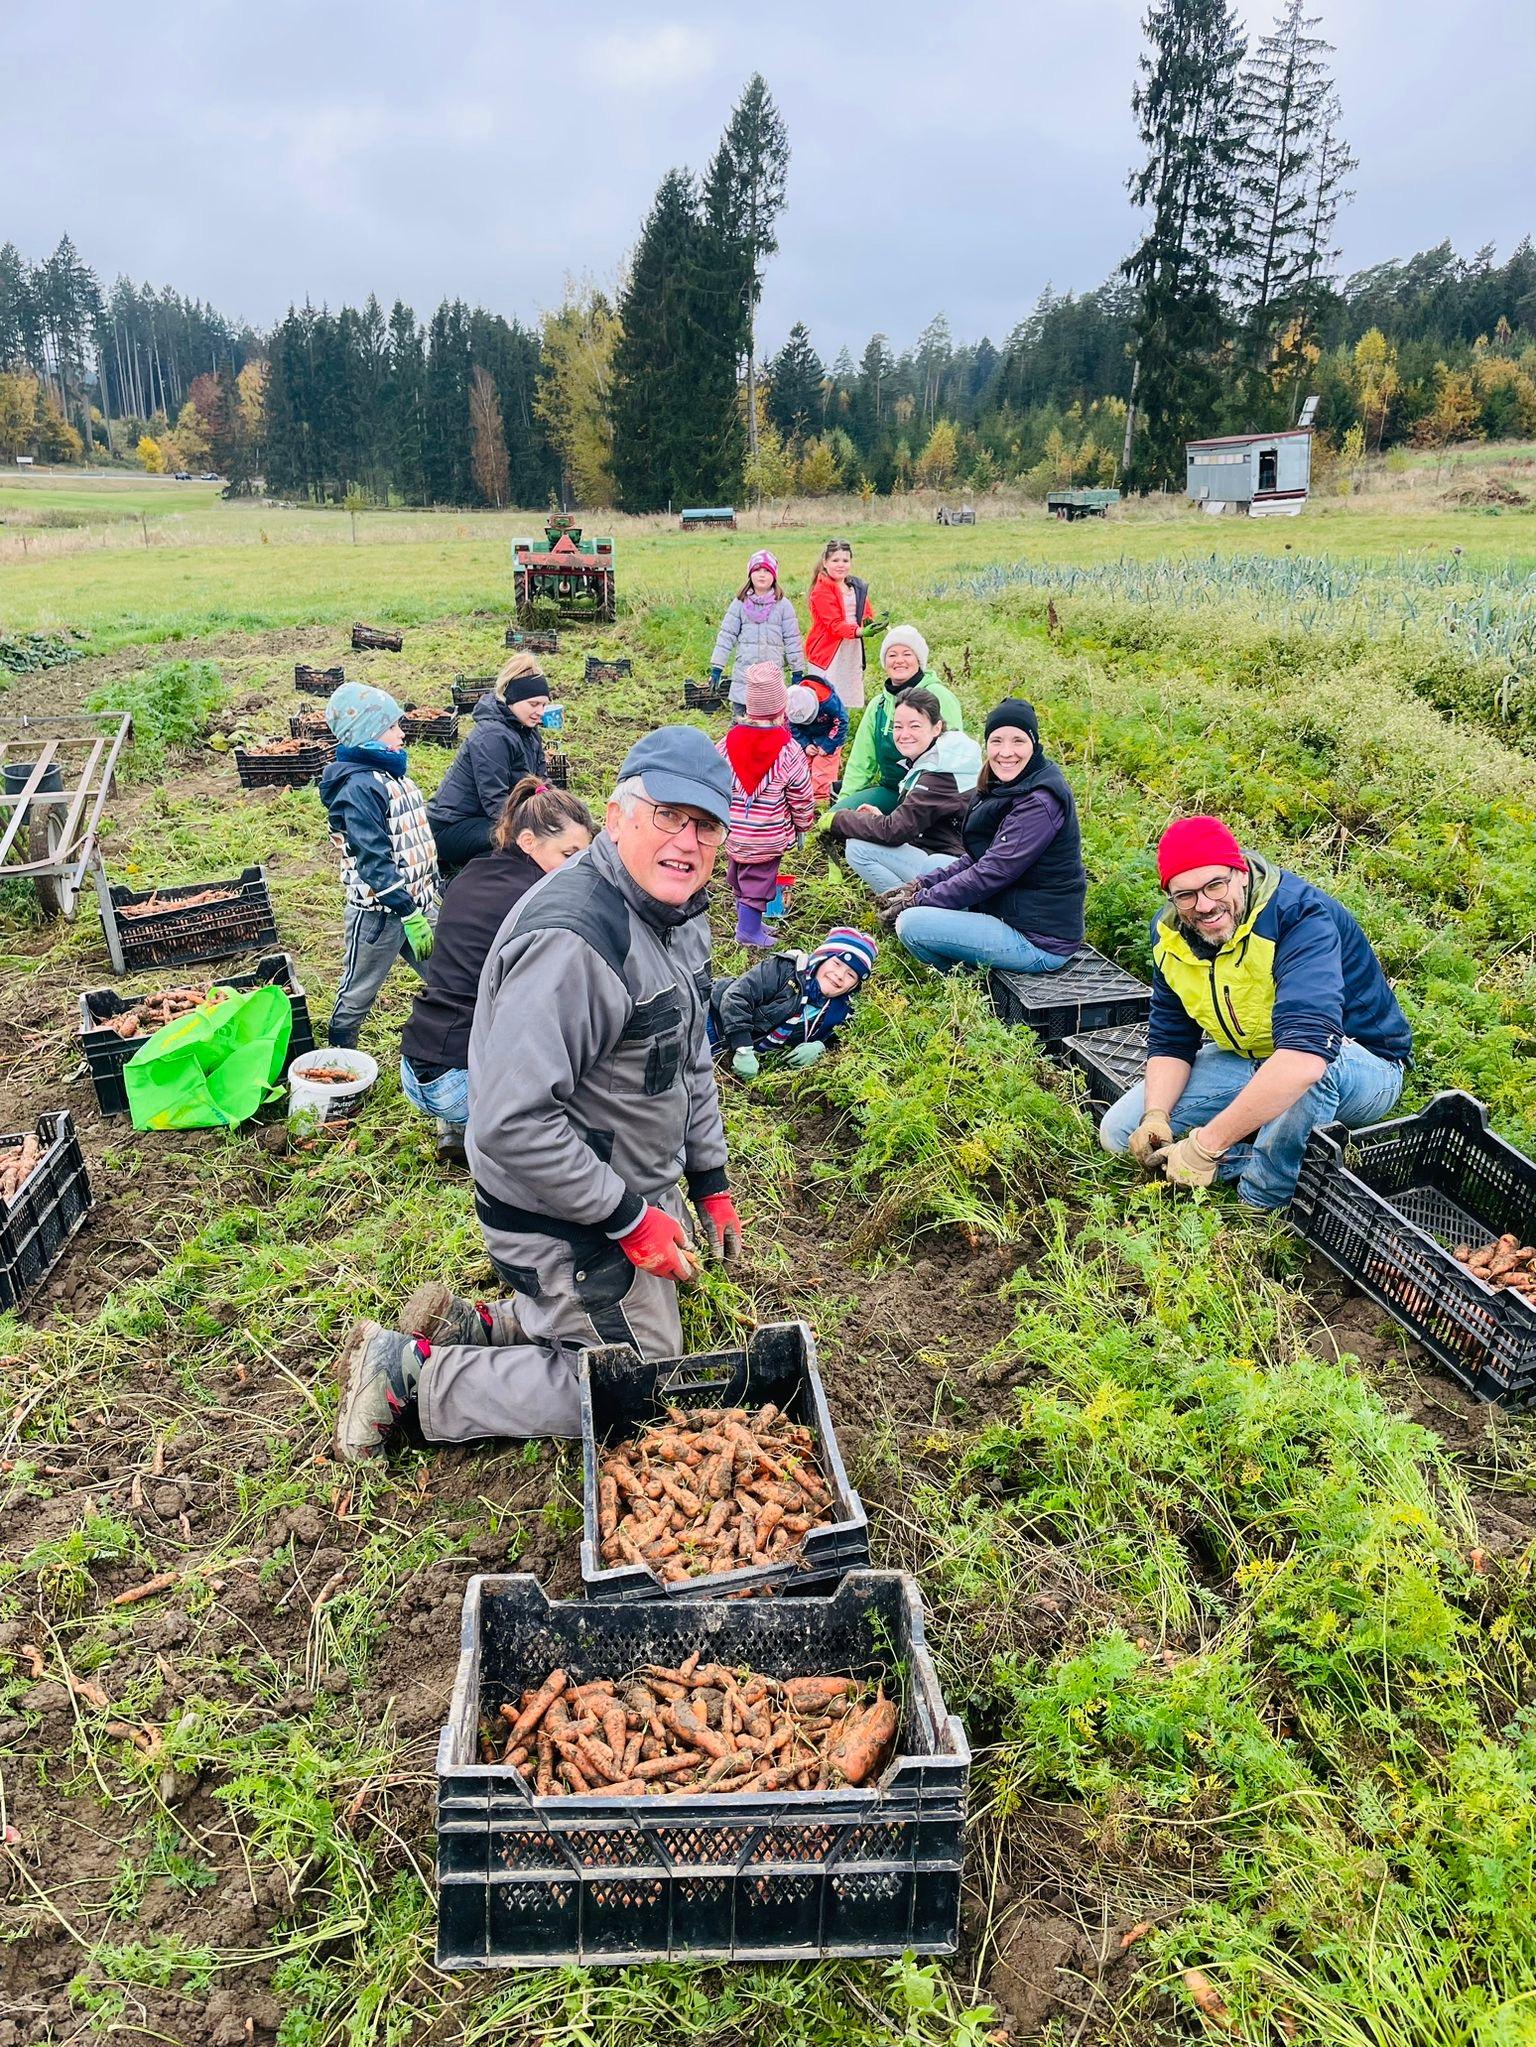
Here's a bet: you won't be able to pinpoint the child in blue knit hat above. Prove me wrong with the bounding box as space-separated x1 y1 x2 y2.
707 926 877 1077
319 684 441 1048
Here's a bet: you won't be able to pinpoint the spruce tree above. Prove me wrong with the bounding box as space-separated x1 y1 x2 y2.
1121 0 1249 487
386 302 427 504
702 74 789 466
612 169 717 511
1236 1 1352 413
767 321 824 439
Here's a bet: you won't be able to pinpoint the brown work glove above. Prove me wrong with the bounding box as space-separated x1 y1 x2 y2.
1127 1108 1174 1169
876 881 922 929
1152 1128 1226 1189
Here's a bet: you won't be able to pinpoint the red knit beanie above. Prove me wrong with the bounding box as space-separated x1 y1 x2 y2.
1157 816 1248 889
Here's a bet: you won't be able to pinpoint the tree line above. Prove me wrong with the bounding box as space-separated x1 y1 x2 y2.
1 12 1533 502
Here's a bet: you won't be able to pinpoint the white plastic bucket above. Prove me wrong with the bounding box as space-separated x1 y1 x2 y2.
287 1046 378 1132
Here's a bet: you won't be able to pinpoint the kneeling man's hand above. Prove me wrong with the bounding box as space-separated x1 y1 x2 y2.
697 1191 743 1260
1153 1128 1224 1189
1127 1108 1174 1168
618 1205 702 1282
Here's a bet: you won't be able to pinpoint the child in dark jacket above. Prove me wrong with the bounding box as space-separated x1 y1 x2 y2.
785 668 848 805
709 926 877 1077
320 683 442 1048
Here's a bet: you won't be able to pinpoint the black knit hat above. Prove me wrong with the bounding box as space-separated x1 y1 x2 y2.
985 696 1040 743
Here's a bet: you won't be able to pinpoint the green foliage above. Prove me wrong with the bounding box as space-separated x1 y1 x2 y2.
87 657 228 773
0 626 87 674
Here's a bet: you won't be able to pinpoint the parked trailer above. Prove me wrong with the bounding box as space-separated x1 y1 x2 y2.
680 506 736 531
1046 489 1121 521
934 505 976 526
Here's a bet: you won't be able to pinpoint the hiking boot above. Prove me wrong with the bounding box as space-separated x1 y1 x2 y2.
334 1320 425 1462
436 1125 468 1169
397 1281 521 1346
735 903 772 948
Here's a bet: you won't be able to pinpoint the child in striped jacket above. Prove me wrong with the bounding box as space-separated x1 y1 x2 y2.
715 662 815 948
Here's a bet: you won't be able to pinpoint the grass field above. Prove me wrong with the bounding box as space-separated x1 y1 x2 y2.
2 467 1536 2047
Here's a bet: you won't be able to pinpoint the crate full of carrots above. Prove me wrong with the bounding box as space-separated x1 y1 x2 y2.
435 1570 969 1967
578 1322 869 1602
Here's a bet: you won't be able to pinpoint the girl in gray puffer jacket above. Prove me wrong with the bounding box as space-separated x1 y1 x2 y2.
709 548 805 717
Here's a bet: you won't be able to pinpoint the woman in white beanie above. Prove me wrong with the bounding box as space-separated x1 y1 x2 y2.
832 624 965 814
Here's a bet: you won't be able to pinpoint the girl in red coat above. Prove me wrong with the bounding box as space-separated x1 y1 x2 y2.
805 538 876 712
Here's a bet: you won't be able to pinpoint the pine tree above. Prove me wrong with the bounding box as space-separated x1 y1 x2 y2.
766 321 824 439
1285 90 1354 418
425 300 473 503
1121 0 1249 487
702 74 789 466
612 170 719 511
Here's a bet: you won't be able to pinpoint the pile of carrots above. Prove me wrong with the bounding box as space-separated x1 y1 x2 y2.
0 1135 41 1205
104 987 206 1039
1453 1233 1536 1295
118 887 237 920
478 1652 899 1795
598 1402 833 1584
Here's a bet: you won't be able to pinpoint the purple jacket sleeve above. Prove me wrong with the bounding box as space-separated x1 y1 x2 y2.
916 790 1066 913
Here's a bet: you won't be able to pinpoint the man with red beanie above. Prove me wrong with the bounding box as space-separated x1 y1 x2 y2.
1099 816 1411 1209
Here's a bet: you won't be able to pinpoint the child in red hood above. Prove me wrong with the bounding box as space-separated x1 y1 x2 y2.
715 662 816 947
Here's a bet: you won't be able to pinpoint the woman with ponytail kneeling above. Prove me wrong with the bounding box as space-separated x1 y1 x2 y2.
400 776 594 1160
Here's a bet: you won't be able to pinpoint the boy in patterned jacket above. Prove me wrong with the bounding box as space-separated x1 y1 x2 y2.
715 662 815 948
320 683 442 1048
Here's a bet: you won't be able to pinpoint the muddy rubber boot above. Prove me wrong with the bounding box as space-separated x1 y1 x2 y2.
334 1321 426 1462
397 1282 519 1347
735 903 773 948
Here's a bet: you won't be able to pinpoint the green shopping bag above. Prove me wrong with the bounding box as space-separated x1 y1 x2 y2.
125 983 294 1130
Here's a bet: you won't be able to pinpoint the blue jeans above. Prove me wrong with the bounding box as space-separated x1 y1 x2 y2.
896 905 1075 976
844 840 954 896
328 905 427 1048
400 1054 470 1137
1099 1038 1406 1210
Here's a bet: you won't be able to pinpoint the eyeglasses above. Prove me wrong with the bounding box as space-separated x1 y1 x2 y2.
641 799 727 846
1168 871 1238 914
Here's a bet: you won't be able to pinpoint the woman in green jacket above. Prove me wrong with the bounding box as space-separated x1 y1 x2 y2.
831 625 964 814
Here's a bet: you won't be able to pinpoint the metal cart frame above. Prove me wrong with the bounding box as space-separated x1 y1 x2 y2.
0 710 135 971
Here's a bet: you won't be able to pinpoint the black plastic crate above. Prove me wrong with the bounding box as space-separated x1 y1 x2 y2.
585 656 632 684
0 1112 93 1315
288 711 334 742
401 708 459 746
683 679 728 711
453 676 495 712
78 953 315 1119
436 1570 968 1969
352 622 403 652
107 866 279 973
234 742 331 789
294 663 344 694
506 627 559 654
578 1322 868 1602
988 946 1150 1050
1062 1020 1149 1110
545 753 569 789
1291 1091 1536 1406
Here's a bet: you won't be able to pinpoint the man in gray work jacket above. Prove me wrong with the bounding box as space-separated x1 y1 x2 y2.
333 726 744 1461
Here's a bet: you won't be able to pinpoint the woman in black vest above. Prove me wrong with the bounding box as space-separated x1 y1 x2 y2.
878 698 1086 975
401 776 593 1160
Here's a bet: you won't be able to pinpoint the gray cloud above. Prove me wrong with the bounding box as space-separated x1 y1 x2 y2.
2 0 1531 357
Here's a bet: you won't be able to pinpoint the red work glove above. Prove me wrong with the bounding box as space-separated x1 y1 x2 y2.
616 1205 701 1283
698 1191 743 1261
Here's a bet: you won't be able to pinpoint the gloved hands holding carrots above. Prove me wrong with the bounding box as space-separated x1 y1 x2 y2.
617 1205 701 1282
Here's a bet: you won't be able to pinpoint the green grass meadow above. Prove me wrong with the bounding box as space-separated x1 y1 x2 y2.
2 469 1536 2046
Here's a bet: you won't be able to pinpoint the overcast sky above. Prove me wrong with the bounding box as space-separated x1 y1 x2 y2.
4 0 1532 358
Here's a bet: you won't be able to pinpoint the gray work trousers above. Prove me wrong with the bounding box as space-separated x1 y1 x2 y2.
416 1189 689 1443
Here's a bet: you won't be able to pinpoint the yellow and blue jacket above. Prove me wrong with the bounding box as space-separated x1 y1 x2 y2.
1148 854 1412 1068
